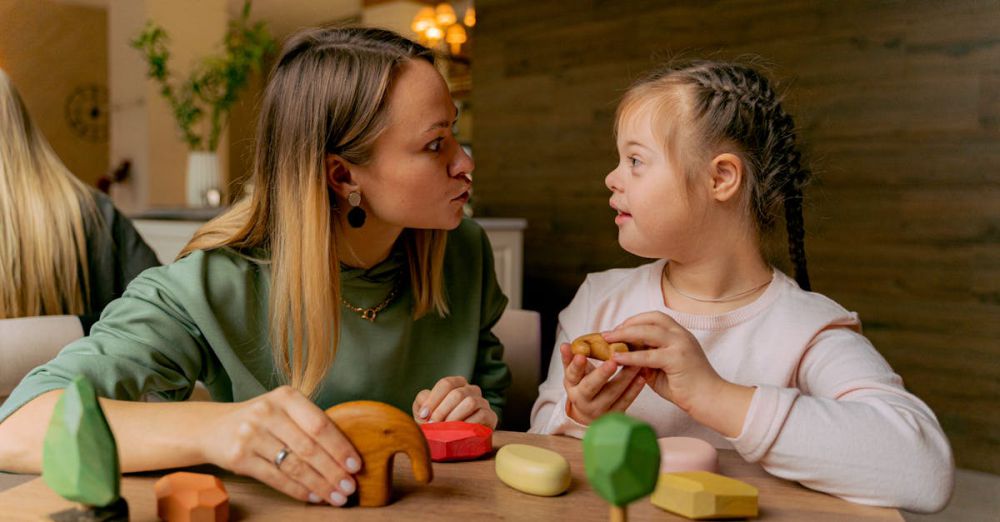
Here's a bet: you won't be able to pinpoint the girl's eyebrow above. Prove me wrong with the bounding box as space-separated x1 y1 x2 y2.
624 140 653 151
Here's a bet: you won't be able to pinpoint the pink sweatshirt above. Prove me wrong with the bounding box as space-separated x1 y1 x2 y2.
529 260 954 513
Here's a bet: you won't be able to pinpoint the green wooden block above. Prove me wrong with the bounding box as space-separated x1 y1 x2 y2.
583 412 660 506
42 376 121 507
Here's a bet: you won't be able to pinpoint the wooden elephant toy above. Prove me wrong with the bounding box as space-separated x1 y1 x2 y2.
324 400 433 506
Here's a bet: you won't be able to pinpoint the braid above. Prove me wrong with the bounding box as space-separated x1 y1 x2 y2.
650 60 813 289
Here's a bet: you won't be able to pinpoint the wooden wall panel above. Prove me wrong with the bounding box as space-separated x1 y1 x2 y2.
472 0 1000 472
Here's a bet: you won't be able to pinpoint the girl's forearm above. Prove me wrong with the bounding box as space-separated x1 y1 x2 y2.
0 390 234 473
690 382 755 438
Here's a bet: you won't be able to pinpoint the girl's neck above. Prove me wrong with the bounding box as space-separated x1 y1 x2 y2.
337 217 403 269
660 250 773 315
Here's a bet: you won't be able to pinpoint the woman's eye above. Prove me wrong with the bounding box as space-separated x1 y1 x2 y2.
427 138 444 152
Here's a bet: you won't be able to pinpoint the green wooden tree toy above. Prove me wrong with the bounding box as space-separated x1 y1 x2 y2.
583 413 661 522
42 375 128 521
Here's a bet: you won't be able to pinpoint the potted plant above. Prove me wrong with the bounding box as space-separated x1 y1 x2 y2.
131 0 275 207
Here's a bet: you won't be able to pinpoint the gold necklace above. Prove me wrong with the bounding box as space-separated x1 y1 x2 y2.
341 280 401 322
663 265 772 303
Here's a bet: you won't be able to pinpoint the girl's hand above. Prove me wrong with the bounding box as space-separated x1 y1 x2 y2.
413 376 498 428
199 386 363 506
560 342 646 425
605 312 754 437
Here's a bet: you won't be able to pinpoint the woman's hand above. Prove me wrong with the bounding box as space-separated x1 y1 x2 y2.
560 342 646 425
199 386 363 506
605 312 754 437
412 376 498 428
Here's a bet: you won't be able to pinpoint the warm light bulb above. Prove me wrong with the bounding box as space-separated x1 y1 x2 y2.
435 3 457 26
425 25 444 43
446 24 467 55
464 7 476 27
412 6 436 33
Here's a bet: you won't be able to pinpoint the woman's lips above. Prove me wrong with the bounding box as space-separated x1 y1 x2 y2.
452 190 471 203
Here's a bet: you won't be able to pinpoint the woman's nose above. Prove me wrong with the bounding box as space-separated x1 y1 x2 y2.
451 143 474 178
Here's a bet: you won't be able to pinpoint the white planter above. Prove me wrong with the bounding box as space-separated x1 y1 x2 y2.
186 151 221 207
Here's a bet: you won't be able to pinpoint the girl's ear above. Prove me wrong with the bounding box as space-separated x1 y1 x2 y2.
709 153 743 202
325 154 360 199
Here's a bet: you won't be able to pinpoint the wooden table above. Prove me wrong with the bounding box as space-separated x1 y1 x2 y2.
0 431 901 521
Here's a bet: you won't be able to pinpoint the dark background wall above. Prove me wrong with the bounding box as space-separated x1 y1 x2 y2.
472 0 999 473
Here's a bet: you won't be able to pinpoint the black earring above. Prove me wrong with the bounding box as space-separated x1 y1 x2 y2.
347 191 366 228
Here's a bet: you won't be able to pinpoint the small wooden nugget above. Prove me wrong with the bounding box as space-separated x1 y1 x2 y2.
570 333 634 361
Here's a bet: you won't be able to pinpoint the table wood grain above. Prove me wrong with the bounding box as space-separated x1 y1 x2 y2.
0 431 902 521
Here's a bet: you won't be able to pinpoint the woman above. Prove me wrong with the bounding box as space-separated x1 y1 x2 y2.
0 68 160 396
0 27 510 507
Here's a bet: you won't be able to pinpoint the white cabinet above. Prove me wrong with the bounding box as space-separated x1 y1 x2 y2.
133 217 526 308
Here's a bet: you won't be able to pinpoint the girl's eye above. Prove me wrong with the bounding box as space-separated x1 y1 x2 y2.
427 137 444 152
629 156 641 167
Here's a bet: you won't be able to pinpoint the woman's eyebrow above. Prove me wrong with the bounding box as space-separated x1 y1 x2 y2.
423 105 461 133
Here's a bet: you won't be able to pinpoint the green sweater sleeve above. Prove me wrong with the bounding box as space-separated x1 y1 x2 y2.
470 227 512 422
0 259 210 423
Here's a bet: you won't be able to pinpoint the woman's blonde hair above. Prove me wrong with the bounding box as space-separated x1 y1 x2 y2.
0 68 98 319
181 27 449 397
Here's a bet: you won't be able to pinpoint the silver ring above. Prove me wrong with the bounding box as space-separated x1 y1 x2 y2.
274 447 291 469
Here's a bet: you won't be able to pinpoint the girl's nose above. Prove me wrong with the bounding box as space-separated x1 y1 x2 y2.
605 167 621 192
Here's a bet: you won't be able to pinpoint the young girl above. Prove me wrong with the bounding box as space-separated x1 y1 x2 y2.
0 27 509 507
529 61 953 513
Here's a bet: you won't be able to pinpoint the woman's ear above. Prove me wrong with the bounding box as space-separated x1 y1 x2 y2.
709 153 743 202
325 154 359 199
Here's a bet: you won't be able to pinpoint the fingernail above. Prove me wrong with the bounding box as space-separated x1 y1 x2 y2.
308 492 322 504
330 492 347 506
346 457 360 473
419 407 429 419
340 479 355 495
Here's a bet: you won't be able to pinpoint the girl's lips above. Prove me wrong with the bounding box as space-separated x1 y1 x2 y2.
614 211 632 225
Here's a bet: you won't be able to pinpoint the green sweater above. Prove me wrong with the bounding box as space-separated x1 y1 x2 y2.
0 219 510 423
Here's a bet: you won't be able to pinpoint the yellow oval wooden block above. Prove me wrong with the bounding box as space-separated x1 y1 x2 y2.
495 444 571 496
650 471 758 519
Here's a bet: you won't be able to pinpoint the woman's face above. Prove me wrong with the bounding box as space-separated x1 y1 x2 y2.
605 106 709 260
349 59 473 231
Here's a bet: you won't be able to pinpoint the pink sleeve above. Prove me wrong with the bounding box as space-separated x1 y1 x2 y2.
726 328 954 513
528 280 591 438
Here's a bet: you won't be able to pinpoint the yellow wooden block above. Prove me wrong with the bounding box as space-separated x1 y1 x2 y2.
650 471 758 519
495 444 571 496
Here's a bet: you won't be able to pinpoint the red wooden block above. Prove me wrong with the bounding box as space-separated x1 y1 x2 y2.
420 421 493 462
154 472 228 522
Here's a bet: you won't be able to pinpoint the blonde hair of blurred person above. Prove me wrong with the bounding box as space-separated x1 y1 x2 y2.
0 68 98 319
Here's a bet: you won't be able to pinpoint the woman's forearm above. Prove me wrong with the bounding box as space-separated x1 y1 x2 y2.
0 390 235 473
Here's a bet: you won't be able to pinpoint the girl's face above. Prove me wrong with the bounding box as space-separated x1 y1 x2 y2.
605 106 709 260
350 59 473 230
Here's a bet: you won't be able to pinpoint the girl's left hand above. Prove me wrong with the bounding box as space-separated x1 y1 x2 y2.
412 376 498 429
604 311 725 414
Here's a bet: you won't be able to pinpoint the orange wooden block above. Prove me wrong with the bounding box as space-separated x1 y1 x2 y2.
325 401 433 507
154 472 228 522
420 421 493 462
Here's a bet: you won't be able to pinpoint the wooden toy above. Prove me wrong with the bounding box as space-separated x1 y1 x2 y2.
651 471 758 519
420 421 493 462
155 472 229 522
324 400 433 506
583 413 660 522
495 444 571 496
657 437 718 473
43 375 129 521
571 333 630 361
